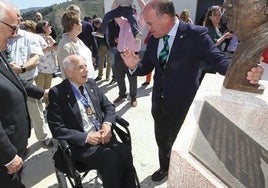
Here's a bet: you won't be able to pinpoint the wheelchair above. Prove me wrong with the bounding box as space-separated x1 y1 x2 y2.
53 115 140 188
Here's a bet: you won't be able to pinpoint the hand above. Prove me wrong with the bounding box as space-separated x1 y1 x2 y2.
99 123 112 145
120 49 140 70
6 155 23 174
9 62 21 74
223 31 233 39
246 64 264 84
92 57 96 63
43 89 49 99
86 132 102 145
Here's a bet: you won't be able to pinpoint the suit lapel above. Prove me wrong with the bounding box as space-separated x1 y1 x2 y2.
165 22 188 70
0 52 25 92
84 82 99 115
63 80 84 129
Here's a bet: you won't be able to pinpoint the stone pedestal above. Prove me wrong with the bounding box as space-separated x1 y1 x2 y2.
168 74 268 188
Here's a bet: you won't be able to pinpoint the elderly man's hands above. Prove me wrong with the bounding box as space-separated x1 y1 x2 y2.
86 123 112 145
247 65 264 84
99 123 112 145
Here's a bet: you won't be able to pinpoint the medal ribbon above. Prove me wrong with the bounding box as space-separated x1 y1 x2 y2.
70 83 101 131
70 84 90 108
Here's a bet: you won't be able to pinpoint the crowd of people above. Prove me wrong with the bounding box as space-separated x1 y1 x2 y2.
0 0 267 187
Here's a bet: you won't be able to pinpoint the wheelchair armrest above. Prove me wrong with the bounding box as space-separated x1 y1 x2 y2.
58 139 70 150
113 115 132 147
57 139 72 157
116 115 129 127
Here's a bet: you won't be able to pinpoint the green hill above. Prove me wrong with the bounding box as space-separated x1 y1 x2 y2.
21 0 104 40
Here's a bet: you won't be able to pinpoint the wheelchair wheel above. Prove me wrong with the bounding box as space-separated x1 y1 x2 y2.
55 168 68 188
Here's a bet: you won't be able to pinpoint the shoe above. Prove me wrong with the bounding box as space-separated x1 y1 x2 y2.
113 96 126 103
42 138 54 147
109 79 116 85
131 98 137 107
151 168 168 182
92 32 104 38
135 32 143 41
141 81 150 86
95 77 102 81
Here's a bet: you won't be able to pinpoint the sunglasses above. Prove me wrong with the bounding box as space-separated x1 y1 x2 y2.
43 22 51 27
0 20 18 35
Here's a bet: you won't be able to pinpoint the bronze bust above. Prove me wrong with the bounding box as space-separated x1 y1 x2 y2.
222 0 268 93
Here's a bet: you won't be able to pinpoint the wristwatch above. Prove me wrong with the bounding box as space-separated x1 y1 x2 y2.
20 65 26 73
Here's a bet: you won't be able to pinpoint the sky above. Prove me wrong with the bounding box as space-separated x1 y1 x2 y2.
9 0 68 10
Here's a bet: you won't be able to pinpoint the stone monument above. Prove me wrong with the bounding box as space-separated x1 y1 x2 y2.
168 1 268 187
222 0 268 94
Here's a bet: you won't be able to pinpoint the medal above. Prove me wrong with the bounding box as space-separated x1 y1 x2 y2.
87 107 93 115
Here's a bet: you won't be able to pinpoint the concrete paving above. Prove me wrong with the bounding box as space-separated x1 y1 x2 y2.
21 70 168 188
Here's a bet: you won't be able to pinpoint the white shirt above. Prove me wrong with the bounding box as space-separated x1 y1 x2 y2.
70 82 96 133
7 29 43 80
157 18 179 61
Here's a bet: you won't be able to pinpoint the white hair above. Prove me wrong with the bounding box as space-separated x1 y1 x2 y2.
62 55 86 76
0 1 8 20
62 56 74 73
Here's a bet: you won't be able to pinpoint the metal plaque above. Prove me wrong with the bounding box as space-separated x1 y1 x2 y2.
189 101 268 188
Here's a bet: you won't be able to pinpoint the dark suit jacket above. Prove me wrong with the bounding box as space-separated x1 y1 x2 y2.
78 20 98 59
0 52 44 166
47 79 116 149
134 22 231 124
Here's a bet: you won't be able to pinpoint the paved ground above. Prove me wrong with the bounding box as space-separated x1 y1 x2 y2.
21 70 168 188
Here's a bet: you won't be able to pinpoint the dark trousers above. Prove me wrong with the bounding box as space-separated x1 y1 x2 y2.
73 137 136 188
152 99 183 171
0 167 25 188
115 52 137 99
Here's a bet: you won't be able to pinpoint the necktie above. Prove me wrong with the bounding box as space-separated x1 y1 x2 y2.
79 86 86 98
159 35 170 71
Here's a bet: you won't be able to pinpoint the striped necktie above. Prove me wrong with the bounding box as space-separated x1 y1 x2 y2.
159 35 169 71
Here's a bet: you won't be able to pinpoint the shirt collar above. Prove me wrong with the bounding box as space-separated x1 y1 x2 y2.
167 17 179 37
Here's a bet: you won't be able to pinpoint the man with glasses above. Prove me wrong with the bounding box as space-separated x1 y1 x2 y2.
0 20 18 35
0 1 48 187
7 11 54 148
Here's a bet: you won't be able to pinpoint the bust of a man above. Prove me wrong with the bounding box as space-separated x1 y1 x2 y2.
223 0 268 93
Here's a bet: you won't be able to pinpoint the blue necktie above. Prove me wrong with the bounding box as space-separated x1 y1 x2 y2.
159 35 169 71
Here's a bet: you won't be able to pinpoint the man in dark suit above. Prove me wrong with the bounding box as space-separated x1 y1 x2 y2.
121 0 264 182
46 55 136 188
0 1 47 187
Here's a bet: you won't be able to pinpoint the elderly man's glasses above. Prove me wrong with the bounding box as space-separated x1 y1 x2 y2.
0 20 18 35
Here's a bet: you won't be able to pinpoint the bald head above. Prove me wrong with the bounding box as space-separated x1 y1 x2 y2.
144 0 175 18
62 55 89 85
66 4 81 14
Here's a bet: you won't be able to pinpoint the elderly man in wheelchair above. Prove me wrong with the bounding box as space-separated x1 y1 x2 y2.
47 55 138 188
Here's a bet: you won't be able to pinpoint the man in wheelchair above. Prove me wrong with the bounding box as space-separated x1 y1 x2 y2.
47 55 137 188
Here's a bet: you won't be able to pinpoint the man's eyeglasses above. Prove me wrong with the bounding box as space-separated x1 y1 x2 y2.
0 20 18 35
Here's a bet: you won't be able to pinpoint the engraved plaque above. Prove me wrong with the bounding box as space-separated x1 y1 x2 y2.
189 101 268 188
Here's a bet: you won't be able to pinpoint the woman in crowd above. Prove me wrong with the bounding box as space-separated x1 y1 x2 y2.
35 20 58 105
203 5 233 51
179 9 193 23
57 10 94 80
199 5 233 82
